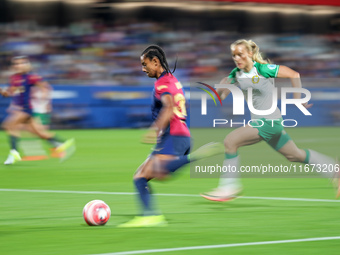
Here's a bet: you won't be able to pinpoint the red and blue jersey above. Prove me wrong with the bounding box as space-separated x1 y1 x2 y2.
10 73 42 110
152 72 190 137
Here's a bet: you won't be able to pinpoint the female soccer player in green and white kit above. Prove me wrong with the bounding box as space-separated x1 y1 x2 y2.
201 39 339 201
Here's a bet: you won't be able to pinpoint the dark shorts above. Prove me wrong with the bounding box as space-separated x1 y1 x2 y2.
152 135 191 156
22 108 33 116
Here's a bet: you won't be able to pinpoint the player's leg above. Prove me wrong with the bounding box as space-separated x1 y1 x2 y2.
267 124 338 197
135 154 177 211
131 141 224 215
277 140 306 163
119 135 224 227
27 118 75 160
118 154 174 228
277 139 338 196
2 111 30 164
18 114 49 160
153 137 223 178
119 135 195 227
27 118 57 142
201 125 262 201
278 140 336 176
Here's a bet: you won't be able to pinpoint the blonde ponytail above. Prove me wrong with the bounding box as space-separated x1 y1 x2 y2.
231 39 271 64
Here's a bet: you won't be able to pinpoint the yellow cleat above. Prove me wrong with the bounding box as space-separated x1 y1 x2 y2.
4 149 22 165
55 138 76 162
56 138 75 153
117 215 167 228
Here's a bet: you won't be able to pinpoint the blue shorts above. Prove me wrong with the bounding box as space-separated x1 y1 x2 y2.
152 135 191 156
22 108 33 116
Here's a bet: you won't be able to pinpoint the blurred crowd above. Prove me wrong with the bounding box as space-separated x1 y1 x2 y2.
0 20 339 87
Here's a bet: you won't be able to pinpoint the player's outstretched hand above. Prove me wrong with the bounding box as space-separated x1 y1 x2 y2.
303 102 313 109
0 88 9 97
141 129 157 144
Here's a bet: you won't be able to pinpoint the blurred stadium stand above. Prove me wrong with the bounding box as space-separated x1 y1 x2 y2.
0 0 339 86
0 0 339 128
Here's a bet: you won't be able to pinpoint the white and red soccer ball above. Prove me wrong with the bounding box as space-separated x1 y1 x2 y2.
83 200 111 226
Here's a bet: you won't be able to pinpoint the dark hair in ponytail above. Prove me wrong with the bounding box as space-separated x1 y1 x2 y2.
141 45 177 74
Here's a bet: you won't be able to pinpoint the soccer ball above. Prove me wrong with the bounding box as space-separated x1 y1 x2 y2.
83 200 111 226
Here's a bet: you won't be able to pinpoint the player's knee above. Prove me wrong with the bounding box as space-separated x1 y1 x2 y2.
224 138 237 154
133 172 144 180
133 166 152 180
2 121 11 131
39 133 50 140
1 122 7 130
285 153 304 162
133 169 144 179
285 154 298 162
285 149 306 163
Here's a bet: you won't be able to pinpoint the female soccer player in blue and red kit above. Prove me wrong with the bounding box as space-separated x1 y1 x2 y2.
0 56 75 164
118 45 222 227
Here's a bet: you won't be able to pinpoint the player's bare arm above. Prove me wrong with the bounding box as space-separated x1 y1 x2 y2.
216 77 231 101
142 94 174 144
35 80 51 90
0 86 15 97
277 65 313 109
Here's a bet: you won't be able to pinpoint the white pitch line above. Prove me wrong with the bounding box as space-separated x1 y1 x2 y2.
295 137 340 143
0 189 138 196
241 195 340 203
90 236 340 255
0 188 339 203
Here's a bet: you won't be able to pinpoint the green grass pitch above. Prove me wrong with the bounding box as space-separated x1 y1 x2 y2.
0 128 339 255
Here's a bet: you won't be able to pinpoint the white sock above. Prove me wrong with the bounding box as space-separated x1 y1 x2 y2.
308 149 336 178
218 155 242 191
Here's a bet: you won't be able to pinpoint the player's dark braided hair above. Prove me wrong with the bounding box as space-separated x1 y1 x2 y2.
141 45 177 74
11 55 30 63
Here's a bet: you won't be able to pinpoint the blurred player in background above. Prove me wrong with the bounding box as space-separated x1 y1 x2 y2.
201 39 338 201
31 80 52 127
0 56 75 165
19 79 56 160
119 45 222 228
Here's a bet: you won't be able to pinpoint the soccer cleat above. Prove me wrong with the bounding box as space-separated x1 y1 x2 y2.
4 154 15 165
55 138 76 162
117 215 167 228
4 149 22 165
200 188 242 202
55 138 74 153
50 148 65 158
190 142 224 161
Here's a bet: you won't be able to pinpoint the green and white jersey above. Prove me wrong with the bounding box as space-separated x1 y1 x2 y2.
228 61 281 120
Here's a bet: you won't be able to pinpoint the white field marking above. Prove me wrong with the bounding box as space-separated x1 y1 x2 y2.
295 137 340 143
0 188 339 203
90 236 340 255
